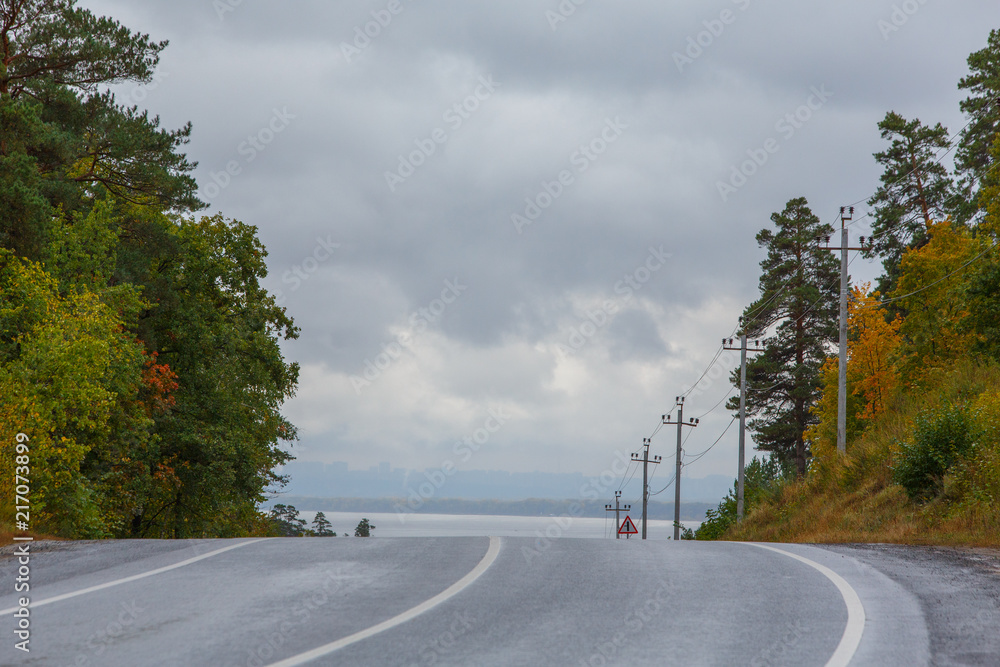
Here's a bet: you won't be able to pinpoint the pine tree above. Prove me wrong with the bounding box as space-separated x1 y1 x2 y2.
731 198 839 476
955 29 1000 221
270 504 306 537
312 511 335 537
866 112 956 294
354 518 375 537
0 0 201 259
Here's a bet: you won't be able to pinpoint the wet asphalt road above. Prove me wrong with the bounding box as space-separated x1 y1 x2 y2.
0 537 998 666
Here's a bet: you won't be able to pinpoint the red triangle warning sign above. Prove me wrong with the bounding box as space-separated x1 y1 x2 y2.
618 515 638 535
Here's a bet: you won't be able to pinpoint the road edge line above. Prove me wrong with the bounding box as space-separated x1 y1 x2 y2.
745 543 865 667
0 538 267 615
265 535 502 667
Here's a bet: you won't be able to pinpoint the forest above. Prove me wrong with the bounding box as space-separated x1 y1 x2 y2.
0 1 298 538
698 30 1000 544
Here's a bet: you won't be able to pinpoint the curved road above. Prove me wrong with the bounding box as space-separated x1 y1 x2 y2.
2 537 998 665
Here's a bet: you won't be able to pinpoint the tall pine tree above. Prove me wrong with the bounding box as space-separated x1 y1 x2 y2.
866 112 956 294
955 29 1000 221
731 198 840 476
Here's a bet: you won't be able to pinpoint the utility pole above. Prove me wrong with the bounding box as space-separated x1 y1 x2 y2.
723 333 765 521
605 491 631 540
662 398 699 540
631 438 661 540
818 207 872 455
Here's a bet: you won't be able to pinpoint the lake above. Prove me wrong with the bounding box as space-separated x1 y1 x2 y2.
294 511 702 540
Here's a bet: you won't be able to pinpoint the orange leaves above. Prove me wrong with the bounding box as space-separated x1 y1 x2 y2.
807 284 902 454
141 350 178 413
849 286 902 421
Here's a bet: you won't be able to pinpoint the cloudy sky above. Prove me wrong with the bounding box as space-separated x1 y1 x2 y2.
86 0 997 483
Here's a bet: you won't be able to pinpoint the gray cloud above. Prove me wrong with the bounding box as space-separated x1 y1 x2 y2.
86 0 998 479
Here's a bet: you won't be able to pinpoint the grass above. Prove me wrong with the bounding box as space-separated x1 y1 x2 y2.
723 360 1000 548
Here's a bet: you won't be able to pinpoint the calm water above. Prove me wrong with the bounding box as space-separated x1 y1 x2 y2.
295 511 701 540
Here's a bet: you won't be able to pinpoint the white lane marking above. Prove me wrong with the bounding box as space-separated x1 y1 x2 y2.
265 536 502 667
0 539 267 615
747 543 866 667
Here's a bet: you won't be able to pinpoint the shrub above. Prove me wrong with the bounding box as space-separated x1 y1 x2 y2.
892 401 975 500
695 456 788 539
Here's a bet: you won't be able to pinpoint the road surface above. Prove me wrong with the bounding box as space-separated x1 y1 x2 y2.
1 537 998 665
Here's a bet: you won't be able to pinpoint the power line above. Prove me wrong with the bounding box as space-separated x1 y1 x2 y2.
862 239 998 308
697 387 737 419
616 460 639 493
680 343 728 400
684 416 738 466
648 472 676 496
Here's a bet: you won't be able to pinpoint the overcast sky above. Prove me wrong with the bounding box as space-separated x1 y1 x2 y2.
85 0 997 482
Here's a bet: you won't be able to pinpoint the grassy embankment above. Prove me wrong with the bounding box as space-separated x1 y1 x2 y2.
724 361 1000 547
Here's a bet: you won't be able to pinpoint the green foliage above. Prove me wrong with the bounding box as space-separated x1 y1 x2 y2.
0 249 146 537
866 112 957 293
695 457 788 540
965 257 1000 361
355 518 375 537
892 402 976 500
0 0 167 99
0 4 296 539
956 29 1000 219
312 511 336 537
734 198 840 475
269 504 307 537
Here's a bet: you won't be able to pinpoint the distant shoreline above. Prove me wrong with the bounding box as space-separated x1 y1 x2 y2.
268 496 715 521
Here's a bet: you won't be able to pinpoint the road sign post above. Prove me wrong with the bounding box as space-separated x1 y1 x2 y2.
618 515 638 539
